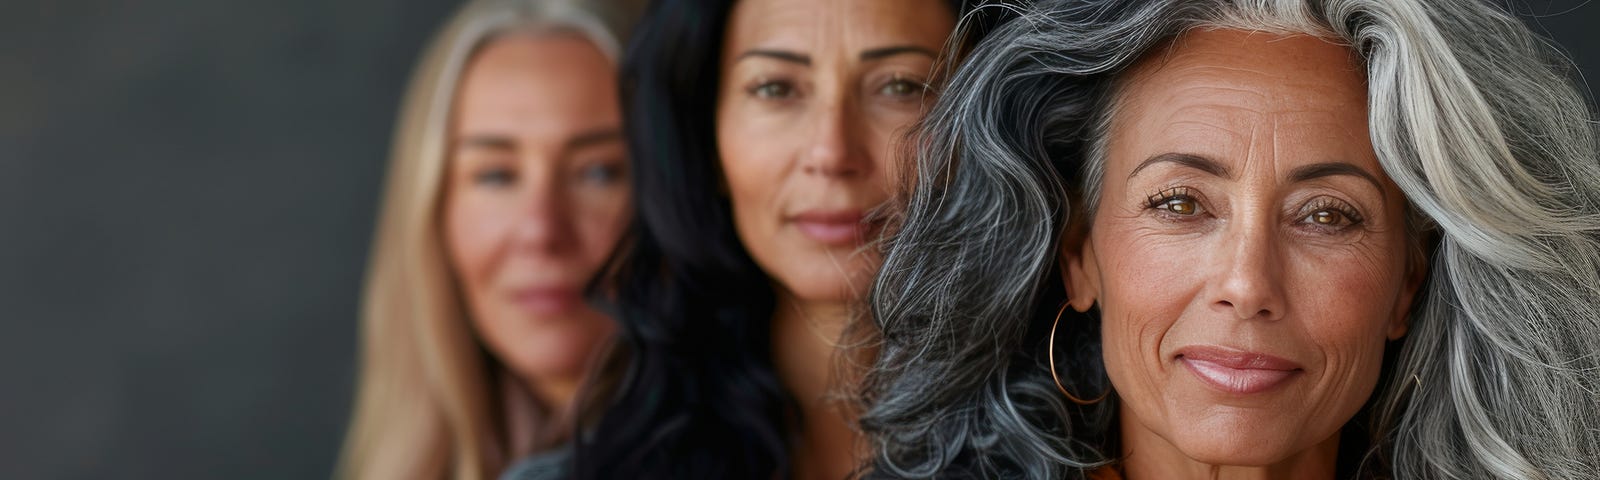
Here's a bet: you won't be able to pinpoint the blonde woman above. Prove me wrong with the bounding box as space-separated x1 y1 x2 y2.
337 0 641 478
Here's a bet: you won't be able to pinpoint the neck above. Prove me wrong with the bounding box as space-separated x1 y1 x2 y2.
503 372 580 459
1118 407 1340 480
771 292 865 480
533 375 580 417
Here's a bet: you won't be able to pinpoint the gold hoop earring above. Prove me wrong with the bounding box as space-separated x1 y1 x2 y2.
1049 302 1110 405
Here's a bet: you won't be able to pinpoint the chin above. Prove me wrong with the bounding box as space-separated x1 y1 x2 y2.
1169 428 1299 467
506 336 601 381
1179 444 1288 467
773 256 877 302
780 276 867 303
494 314 614 381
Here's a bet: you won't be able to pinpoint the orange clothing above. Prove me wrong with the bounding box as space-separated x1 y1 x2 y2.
1086 466 1123 480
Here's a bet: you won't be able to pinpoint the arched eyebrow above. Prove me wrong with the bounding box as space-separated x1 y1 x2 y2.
1288 162 1387 200
1129 153 1230 179
735 49 810 65
860 45 938 61
734 45 939 66
565 128 623 150
1129 152 1388 200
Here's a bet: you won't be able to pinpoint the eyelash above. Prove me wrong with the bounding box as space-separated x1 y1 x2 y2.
1145 187 1204 217
1142 187 1367 233
1297 197 1365 232
745 74 929 101
576 162 626 186
468 162 626 189
747 78 798 100
878 74 928 98
473 167 515 187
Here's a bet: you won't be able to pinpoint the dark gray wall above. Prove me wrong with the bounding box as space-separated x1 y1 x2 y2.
0 1 1595 479
0 0 461 478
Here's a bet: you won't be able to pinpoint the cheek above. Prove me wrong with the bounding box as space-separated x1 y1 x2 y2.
1306 317 1388 412
716 114 791 253
1289 245 1405 405
1294 302 1391 441
862 115 909 190
1290 235 1409 339
1094 229 1201 397
570 187 632 268
443 190 515 291
1097 227 1206 318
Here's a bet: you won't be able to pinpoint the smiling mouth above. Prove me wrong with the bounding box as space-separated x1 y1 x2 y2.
1176 347 1303 395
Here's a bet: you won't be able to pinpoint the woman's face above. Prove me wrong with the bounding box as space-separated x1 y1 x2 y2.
444 34 627 402
1065 30 1424 467
716 0 954 302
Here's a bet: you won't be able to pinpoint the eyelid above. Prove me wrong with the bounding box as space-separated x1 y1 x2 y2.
574 162 627 187
1297 196 1365 223
743 74 803 100
1143 185 1211 219
1144 186 1196 207
869 71 928 94
470 165 517 187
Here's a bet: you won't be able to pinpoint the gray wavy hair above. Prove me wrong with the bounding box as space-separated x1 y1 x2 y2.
860 0 1600 478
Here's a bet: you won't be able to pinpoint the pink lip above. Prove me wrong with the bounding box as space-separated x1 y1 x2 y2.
1175 346 1303 395
510 287 582 315
789 209 871 246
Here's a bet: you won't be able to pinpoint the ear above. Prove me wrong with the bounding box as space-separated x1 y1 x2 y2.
1059 234 1101 313
1387 250 1428 340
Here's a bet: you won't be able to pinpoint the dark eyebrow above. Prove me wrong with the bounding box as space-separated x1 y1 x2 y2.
566 127 623 150
1129 152 1232 179
735 49 810 65
1288 162 1387 199
456 134 514 151
860 45 938 61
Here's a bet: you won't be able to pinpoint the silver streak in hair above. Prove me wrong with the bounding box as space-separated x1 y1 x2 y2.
861 0 1600 478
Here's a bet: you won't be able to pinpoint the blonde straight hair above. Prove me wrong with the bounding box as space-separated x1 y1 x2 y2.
337 0 639 478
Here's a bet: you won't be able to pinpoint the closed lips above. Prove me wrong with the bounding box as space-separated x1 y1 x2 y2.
511 286 582 315
790 209 868 245
1175 346 1303 395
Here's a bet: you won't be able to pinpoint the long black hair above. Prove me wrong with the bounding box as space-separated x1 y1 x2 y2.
572 0 789 476
573 0 1003 477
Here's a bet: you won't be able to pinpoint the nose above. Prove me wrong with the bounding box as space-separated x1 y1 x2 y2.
1211 218 1287 321
512 166 575 254
800 100 869 178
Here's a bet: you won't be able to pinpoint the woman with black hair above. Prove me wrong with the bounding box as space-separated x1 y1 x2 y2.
570 0 985 478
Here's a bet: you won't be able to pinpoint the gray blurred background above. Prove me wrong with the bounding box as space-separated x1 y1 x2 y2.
0 0 1595 479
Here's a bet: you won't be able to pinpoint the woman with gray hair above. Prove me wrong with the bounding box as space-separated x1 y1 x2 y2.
861 0 1600 479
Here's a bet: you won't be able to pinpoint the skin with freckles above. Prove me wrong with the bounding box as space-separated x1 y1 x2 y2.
443 34 627 416
715 0 954 478
1063 30 1426 480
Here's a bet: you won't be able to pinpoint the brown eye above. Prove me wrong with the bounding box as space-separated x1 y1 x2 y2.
750 80 795 99
1159 197 1200 215
1307 209 1346 226
1145 188 1206 218
1296 198 1364 234
880 77 924 97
